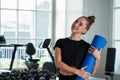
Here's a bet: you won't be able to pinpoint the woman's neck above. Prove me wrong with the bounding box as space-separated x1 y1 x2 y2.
69 34 82 41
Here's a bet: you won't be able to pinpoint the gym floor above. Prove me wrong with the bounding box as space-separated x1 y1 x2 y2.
89 77 105 80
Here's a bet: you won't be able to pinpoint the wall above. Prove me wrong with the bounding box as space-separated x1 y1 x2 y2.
65 0 83 36
83 0 112 78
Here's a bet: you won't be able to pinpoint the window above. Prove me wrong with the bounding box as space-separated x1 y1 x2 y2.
0 0 65 69
113 0 120 74
55 0 66 40
0 0 52 69
0 0 52 45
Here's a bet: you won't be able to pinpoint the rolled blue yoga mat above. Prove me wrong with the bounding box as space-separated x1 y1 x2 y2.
76 35 107 80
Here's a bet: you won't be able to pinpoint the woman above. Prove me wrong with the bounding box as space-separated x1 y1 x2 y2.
54 16 102 80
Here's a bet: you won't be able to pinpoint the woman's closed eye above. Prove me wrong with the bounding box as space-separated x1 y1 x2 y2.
79 22 86 26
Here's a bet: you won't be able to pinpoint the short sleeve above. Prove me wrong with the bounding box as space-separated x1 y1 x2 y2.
53 39 62 50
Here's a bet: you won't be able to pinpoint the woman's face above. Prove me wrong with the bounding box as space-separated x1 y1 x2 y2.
71 17 88 34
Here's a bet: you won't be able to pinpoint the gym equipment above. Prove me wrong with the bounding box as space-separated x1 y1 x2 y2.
0 36 25 70
105 48 116 80
24 42 40 70
23 39 57 72
0 69 56 80
0 35 6 44
76 35 107 80
41 39 58 74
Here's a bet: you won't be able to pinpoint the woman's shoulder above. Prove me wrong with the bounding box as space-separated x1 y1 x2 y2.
54 38 68 49
56 38 68 42
81 39 90 46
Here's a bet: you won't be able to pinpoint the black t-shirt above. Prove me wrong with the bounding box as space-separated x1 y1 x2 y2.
54 38 90 69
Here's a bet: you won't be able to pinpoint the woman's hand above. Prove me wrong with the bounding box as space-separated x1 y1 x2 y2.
75 66 91 80
88 46 102 75
88 46 102 61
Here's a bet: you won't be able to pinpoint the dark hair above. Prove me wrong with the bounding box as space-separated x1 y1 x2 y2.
80 16 95 31
87 16 95 30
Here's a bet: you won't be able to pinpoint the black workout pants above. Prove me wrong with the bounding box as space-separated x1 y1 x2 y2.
58 73 76 80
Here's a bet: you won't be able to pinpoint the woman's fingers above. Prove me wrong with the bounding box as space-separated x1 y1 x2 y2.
80 66 91 79
82 72 91 80
99 48 103 54
82 66 87 70
88 46 95 53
